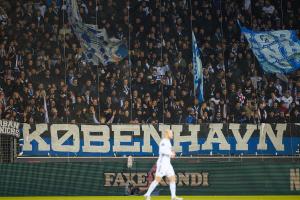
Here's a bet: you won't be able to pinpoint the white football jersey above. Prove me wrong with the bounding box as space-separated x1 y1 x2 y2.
156 138 175 177
157 138 172 164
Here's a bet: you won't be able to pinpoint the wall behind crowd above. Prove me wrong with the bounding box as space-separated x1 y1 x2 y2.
0 0 300 125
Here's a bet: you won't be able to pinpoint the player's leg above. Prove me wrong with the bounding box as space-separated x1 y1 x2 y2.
144 163 166 199
167 165 183 200
168 175 180 200
144 176 162 199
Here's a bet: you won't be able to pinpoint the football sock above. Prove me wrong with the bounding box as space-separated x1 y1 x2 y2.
170 182 176 198
145 180 159 196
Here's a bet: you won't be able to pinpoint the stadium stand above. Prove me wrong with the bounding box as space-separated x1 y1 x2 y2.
0 0 300 125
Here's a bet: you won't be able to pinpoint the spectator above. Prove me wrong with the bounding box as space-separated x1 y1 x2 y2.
0 0 299 125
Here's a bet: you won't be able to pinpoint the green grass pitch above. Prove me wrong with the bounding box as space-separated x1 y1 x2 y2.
0 196 300 200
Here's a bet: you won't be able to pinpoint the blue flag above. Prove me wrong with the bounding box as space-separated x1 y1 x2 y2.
240 24 300 74
67 0 128 65
192 32 204 103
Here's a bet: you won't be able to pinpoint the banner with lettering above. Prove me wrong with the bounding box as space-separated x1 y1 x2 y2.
1 159 300 195
18 123 300 157
0 120 20 137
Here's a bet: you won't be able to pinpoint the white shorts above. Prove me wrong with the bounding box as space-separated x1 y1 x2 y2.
155 162 175 178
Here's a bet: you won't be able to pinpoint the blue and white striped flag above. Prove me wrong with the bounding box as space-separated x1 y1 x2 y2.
192 32 204 103
43 95 49 123
67 0 128 65
240 23 300 74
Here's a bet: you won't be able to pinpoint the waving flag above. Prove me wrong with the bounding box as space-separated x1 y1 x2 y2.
240 23 300 74
67 0 128 65
192 32 204 103
43 96 49 123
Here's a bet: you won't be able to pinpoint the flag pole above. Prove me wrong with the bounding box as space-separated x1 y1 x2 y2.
96 0 101 122
159 0 165 123
189 0 195 97
127 1 133 122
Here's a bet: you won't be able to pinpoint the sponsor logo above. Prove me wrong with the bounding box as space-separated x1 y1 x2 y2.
290 168 300 191
104 172 209 187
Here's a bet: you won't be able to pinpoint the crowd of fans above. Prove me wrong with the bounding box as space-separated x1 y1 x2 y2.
0 0 300 124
